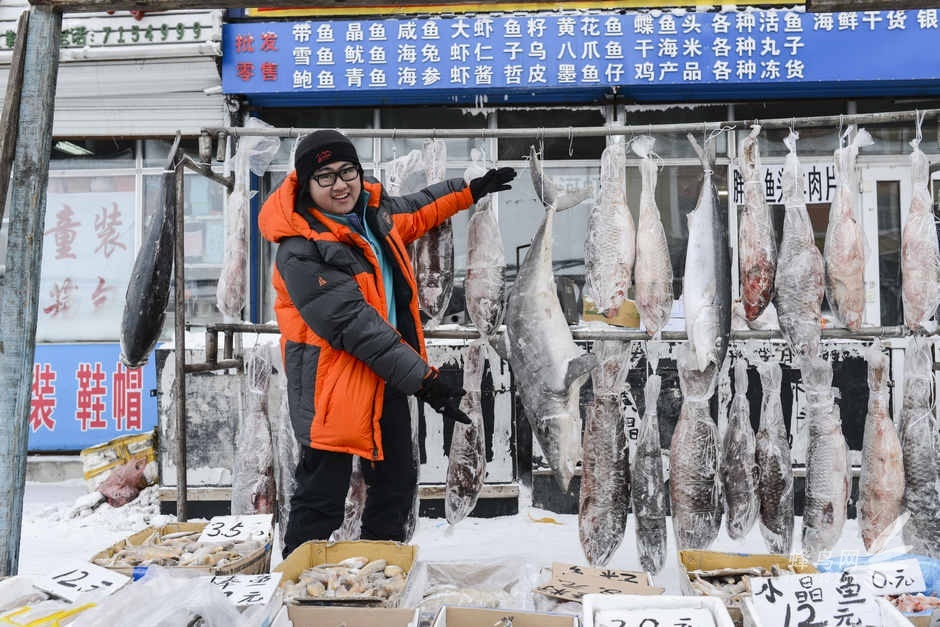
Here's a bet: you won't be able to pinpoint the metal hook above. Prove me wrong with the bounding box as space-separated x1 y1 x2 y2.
568 126 574 157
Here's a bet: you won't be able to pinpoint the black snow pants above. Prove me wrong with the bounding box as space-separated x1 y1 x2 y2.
282 387 417 558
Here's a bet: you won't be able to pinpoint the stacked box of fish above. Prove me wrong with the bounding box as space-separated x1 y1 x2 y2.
90 522 270 576
281 556 407 606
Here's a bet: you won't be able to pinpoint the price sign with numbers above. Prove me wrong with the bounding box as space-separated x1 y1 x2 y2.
848 559 926 596
35 561 130 603
207 573 282 607
749 572 882 627
198 514 273 544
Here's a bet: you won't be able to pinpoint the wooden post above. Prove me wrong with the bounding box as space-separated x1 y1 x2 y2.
0 5 61 576
0 11 29 226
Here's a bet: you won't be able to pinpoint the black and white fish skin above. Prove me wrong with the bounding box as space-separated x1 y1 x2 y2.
800 357 850 560
755 360 794 554
579 340 630 566
505 146 596 492
120 166 175 368
445 339 488 525
631 373 667 574
773 131 825 361
632 137 674 337
899 337 940 557
669 344 723 551
721 360 759 540
683 134 731 372
463 152 506 340
414 139 454 328
585 139 635 318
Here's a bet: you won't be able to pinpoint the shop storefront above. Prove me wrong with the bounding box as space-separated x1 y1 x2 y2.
216 4 940 505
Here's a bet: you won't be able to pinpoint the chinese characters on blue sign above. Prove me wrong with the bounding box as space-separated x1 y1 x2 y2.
222 9 940 105
29 344 157 451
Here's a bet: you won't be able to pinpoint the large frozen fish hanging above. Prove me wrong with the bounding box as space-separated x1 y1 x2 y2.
579 340 630 566
504 146 595 491
632 137 673 337
231 343 276 515
463 149 506 341
584 137 635 318
120 146 178 368
824 125 872 331
800 357 850 560
738 125 777 322
720 359 759 540
631 371 667 574
857 339 904 552
683 133 731 372
901 112 940 333
755 360 793 554
445 339 488 525
773 130 825 361
669 344 723 551
413 139 454 327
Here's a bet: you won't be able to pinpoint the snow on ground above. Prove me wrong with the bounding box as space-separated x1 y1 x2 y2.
18 479 899 597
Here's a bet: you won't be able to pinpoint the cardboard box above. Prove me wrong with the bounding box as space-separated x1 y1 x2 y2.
80 431 157 490
678 550 818 626
275 540 417 607
90 522 271 577
286 606 420 627
741 595 914 626
432 606 578 627
582 593 736 627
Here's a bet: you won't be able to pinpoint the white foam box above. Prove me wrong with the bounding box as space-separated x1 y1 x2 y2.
582 593 735 627
741 596 914 627
432 606 578 627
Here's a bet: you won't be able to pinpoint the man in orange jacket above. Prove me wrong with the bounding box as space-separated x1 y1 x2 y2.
258 129 515 556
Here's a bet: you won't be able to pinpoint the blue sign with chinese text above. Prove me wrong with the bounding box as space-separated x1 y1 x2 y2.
28 344 157 451
222 8 940 106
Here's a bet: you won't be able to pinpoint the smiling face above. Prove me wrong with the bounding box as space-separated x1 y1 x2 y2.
308 161 362 215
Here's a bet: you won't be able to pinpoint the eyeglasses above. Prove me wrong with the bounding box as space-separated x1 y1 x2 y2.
312 165 360 188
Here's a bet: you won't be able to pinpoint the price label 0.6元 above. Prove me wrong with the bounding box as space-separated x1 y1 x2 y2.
197 514 273 544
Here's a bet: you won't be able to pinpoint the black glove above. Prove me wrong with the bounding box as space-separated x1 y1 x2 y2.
469 167 516 202
416 368 472 425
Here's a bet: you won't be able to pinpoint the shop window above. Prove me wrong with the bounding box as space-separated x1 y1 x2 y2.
50 138 134 170
622 105 728 158
732 100 846 158
877 180 902 326
257 108 375 168
497 108 606 161
36 175 137 342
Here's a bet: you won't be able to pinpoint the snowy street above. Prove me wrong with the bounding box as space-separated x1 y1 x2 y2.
19 479 895 597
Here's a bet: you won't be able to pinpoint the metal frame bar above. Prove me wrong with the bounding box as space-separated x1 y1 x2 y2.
203 107 940 141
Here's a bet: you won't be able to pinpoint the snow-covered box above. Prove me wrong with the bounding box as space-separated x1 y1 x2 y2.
582 593 736 627
742 595 913 626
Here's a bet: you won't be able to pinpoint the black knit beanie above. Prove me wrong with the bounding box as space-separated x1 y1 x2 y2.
294 129 361 187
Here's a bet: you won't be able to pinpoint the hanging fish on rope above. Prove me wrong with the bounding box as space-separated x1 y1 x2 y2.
858 340 904 552
824 125 872 331
755 360 794 554
632 370 667 574
721 359 759 540
504 146 595 491
774 130 825 361
445 339 488 525
463 148 506 342
579 340 631 566
585 138 635 318
413 139 454 327
231 343 276 515
632 136 674 337
901 112 940 333
738 125 777 322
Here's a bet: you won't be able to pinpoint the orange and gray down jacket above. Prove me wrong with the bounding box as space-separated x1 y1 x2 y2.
258 171 475 461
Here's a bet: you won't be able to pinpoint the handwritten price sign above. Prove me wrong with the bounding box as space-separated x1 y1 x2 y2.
35 561 130 603
848 559 926 596
197 514 273 544
750 572 881 627
208 573 282 607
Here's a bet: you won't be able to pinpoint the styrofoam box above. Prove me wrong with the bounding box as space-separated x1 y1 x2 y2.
582 593 736 627
741 596 914 626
